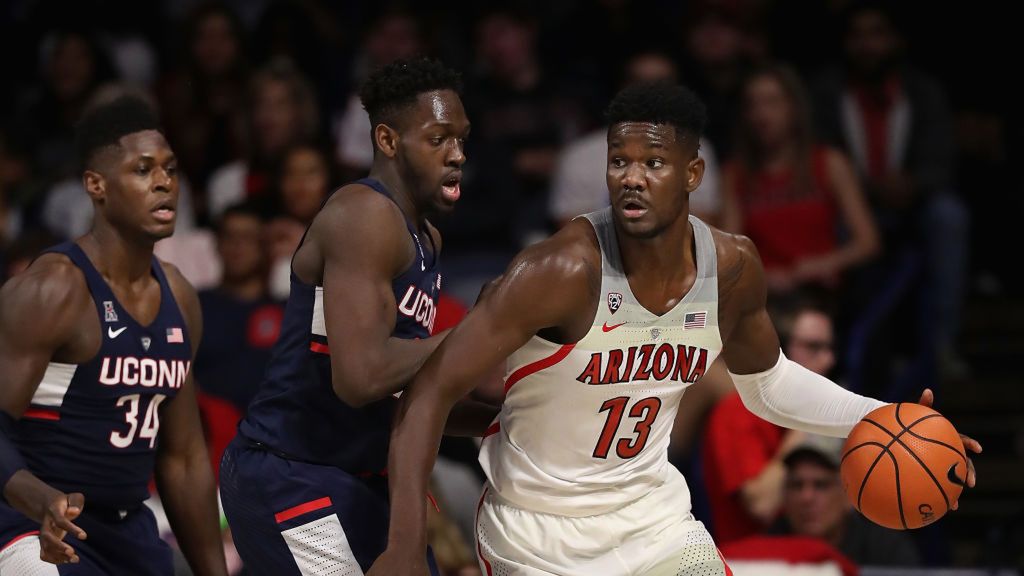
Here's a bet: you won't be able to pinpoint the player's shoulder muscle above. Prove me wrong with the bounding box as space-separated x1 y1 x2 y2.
310 183 412 273
709 226 767 319
0 253 91 347
483 218 600 326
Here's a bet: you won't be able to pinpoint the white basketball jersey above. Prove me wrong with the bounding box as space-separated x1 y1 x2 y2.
479 208 723 517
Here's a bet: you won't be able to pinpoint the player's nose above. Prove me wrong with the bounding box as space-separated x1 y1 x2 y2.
153 167 173 192
621 163 645 190
446 141 466 167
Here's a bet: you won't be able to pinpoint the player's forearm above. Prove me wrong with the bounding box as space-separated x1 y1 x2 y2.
384 383 457 552
156 452 228 576
730 351 885 437
2 469 64 523
444 398 500 437
332 331 449 406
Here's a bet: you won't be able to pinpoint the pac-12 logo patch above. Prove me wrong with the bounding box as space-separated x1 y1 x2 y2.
103 301 118 322
607 292 623 314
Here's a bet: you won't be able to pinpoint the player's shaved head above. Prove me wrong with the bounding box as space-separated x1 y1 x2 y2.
75 96 162 172
605 81 707 154
359 57 463 130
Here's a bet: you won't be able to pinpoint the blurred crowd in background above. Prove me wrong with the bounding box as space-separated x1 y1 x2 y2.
0 0 1020 574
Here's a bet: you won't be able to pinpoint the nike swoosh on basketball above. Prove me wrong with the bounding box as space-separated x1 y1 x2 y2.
947 462 966 487
602 322 626 332
108 326 127 339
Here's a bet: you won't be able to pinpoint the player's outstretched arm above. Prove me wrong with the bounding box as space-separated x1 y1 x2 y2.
153 264 228 576
312 187 448 407
717 232 885 437
368 232 597 576
0 257 92 564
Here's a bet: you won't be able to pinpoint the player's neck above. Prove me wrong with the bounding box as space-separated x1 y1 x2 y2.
80 223 155 284
369 164 424 227
617 212 695 283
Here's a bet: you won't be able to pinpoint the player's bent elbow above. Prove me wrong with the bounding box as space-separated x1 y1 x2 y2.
330 372 377 408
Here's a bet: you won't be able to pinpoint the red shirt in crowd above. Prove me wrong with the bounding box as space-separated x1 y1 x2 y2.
732 147 838 272
702 392 786 544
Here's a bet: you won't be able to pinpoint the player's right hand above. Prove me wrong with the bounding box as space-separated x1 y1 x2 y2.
39 491 87 565
366 549 430 576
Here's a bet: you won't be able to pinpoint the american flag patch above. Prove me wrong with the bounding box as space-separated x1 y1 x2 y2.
683 311 707 329
166 327 184 343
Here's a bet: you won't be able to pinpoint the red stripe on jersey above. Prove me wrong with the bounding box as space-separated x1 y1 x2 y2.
475 488 493 576
274 496 333 523
23 408 60 421
503 343 576 394
1 530 40 552
718 548 734 576
483 421 500 438
309 341 330 355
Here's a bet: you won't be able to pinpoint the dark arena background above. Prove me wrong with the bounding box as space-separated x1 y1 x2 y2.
0 0 1020 574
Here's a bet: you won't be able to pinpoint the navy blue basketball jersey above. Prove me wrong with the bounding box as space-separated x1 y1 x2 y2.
13 242 191 508
239 178 441 473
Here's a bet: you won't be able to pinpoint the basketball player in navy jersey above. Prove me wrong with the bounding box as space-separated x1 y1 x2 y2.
0 97 226 575
370 82 982 575
220 58 492 575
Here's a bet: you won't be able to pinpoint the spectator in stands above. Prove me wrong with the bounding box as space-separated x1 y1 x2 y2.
206 58 319 220
812 0 968 381
679 3 763 159
703 302 837 544
549 50 722 228
771 436 921 566
161 1 249 212
194 203 283 475
721 64 878 299
333 9 425 180
266 143 333 300
442 7 587 304
12 28 114 188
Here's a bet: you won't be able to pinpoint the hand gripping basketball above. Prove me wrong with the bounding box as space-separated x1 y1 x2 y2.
840 389 981 530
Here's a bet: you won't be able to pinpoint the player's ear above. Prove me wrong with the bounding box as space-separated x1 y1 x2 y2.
374 123 400 159
83 169 106 203
686 153 705 194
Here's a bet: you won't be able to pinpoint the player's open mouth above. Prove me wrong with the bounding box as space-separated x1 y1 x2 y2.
441 173 462 202
152 204 176 223
622 200 648 219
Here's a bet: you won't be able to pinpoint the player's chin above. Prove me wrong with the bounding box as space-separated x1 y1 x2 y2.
432 192 458 214
615 213 659 239
143 221 176 240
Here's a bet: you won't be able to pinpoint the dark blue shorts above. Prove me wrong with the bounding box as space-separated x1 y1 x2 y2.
0 500 172 575
220 437 439 576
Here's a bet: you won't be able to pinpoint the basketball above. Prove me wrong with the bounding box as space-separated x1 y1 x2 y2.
840 403 968 530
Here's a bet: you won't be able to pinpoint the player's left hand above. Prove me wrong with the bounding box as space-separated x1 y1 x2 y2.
39 491 87 565
366 548 430 576
917 388 982 505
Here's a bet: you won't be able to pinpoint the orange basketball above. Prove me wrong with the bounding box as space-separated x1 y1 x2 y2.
840 403 968 530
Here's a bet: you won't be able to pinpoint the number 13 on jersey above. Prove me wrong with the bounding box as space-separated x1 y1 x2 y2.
593 396 662 459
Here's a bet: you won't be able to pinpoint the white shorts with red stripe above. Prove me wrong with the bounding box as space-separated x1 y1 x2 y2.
0 533 59 576
475 468 731 576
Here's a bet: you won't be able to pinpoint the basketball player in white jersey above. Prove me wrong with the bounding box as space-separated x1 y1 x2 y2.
369 82 980 575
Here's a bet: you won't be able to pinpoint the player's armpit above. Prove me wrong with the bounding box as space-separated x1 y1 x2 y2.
444 398 500 437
